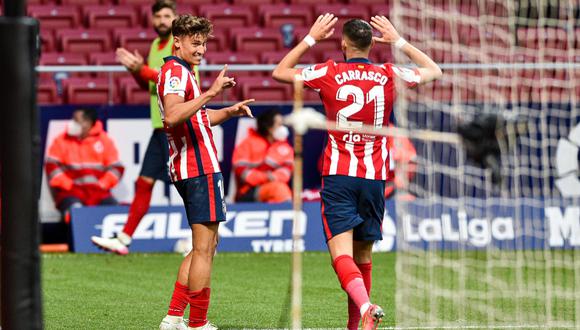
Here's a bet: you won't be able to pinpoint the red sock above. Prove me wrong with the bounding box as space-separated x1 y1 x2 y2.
167 281 189 316
122 177 153 237
347 297 359 330
358 262 372 295
333 255 369 310
347 262 372 329
188 288 211 327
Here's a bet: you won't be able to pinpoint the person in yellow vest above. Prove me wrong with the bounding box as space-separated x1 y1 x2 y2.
91 0 199 256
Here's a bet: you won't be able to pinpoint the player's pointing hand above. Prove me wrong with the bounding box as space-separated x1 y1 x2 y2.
370 15 401 44
229 99 255 118
209 64 236 96
308 13 338 42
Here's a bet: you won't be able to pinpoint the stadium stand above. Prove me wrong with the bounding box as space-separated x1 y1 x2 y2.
58 29 112 54
62 77 115 104
236 77 291 101
118 76 150 105
84 5 138 29
261 50 316 65
232 0 286 5
29 5 81 30
37 79 59 105
40 52 88 78
89 52 118 65
234 28 284 52
41 52 87 66
205 28 228 53
205 52 260 77
114 28 158 55
34 1 576 105
40 29 55 52
314 4 370 21
260 5 312 28
199 4 254 28
369 4 390 17
60 0 101 5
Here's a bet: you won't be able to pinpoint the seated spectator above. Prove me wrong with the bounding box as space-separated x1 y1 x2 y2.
45 109 124 221
233 110 293 203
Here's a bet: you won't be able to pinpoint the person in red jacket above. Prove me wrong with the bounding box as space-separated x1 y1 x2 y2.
233 110 293 203
45 108 124 220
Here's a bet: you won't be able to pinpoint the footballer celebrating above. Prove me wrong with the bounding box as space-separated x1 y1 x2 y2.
157 15 254 330
273 14 442 329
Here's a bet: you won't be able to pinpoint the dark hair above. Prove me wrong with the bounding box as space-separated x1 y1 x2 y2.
172 14 213 38
76 108 98 125
257 110 281 137
342 19 373 50
152 0 176 15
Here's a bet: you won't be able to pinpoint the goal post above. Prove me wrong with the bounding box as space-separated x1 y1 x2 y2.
390 0 580 328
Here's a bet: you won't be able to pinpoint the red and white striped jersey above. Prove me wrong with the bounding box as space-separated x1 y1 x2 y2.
157 56 220 182
298 58 420 181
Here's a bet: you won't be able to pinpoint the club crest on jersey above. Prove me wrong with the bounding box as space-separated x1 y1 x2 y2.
168 76 181 90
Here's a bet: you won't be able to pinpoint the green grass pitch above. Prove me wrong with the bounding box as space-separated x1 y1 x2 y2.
43 252 397 329
42 250 579 329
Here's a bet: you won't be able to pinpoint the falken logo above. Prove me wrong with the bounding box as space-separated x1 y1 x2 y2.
555 123 580 197
98 210 307 241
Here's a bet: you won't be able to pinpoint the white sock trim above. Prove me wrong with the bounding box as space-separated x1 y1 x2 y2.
163 315 183 324
117 231 132 245
360 302 371 317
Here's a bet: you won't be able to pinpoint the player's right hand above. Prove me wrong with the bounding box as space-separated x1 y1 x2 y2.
116 48 144 72
308 13 338 42
209 64 236 95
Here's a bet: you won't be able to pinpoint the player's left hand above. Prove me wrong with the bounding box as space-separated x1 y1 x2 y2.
370 15 401 44
308 13 338 41
229 99 255 118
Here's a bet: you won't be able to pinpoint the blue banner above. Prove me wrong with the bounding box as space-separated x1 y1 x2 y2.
70 200 580 253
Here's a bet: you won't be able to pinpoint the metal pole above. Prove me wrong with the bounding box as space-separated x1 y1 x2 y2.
0 9 43 329
290 79 304 330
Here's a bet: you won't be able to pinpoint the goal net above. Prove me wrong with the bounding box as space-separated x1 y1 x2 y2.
391 0 579 328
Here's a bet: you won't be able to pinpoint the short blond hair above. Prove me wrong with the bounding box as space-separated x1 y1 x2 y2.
172 15 213 38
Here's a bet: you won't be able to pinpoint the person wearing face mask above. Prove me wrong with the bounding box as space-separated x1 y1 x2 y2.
232 109 294 203
45 108 124 221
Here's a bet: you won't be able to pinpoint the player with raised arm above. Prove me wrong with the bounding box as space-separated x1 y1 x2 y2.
91 0 193 256
273 14 442 330
156 15 254 330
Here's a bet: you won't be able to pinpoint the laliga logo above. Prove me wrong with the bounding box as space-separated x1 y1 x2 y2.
555 123 580 197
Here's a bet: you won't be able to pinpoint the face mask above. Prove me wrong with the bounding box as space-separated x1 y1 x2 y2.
67 120 82 137
272 125 289 141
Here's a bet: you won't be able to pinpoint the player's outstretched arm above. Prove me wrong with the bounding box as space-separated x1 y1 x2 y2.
272 13 338 84
207 99 255 126
370 15 442 84
116 48 155 89
164 65 235 127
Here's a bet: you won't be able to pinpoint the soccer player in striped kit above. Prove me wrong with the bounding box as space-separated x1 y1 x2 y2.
273 14 442 329
157 15 254 330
